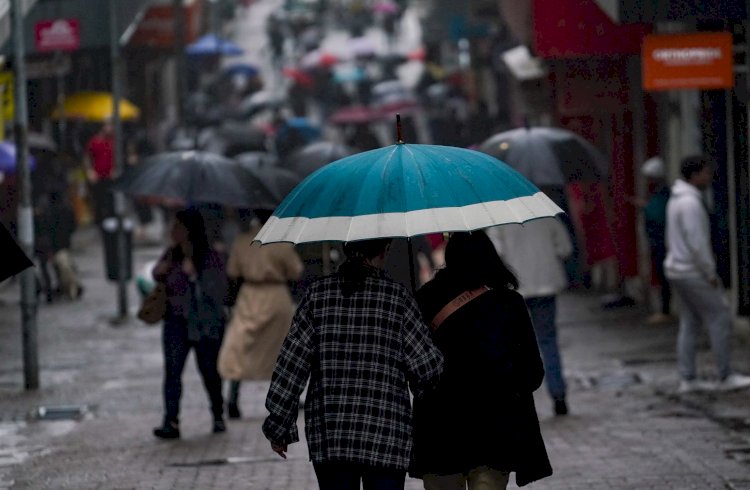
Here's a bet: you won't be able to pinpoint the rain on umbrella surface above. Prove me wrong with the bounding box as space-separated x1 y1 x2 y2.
51 91 141 122
254 142 563 245
0 142 36 173
112 150 279 209
476 126 609 186
280 141 357 179
186 34 244 56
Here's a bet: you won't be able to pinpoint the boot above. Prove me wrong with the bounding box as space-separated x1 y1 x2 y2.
153 419 180 439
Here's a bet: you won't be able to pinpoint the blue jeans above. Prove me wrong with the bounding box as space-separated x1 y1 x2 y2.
525 296 566 401
669 277 732 380
313 462 405 490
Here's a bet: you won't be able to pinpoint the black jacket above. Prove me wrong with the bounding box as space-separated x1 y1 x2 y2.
411 270 553 486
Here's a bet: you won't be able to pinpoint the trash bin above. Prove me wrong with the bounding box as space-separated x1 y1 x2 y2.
102 217 134 281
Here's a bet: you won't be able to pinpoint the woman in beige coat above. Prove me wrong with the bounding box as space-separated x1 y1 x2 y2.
218 209 304 418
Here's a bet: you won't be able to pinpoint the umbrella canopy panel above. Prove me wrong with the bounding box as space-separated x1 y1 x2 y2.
256 143 563 244
113 150 279 209
186 34 244 56
51 91 141 122
476 127 609 186
281 141 357 179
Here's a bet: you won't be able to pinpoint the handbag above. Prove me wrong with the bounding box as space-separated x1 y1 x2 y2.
137 283 167 325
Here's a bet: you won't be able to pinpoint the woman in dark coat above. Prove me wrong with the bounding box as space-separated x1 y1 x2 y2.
412 230 553 489
151 208 229 439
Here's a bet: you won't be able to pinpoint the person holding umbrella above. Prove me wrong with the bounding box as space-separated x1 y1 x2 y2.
151 208 229 439
262 238 445 489
217 209 304 419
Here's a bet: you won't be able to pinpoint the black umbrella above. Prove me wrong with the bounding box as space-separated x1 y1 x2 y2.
280 141 357 179
235 153 301 207
0 222 33 282
197 122 267 156
476 126 608 186
113 150 280 209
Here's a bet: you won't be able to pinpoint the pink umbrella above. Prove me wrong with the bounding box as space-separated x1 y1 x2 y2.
372 0 400 14
329 105 382 125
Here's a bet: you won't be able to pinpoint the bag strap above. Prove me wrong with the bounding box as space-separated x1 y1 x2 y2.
430 286 490 331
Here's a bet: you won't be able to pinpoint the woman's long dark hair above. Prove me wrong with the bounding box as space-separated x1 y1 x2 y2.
443 230 518 290
175 208 210 272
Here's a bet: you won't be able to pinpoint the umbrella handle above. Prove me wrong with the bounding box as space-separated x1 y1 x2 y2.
396 114 403 144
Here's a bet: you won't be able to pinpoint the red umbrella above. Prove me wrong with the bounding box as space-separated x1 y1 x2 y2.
329 105 382 125
282 67 314 88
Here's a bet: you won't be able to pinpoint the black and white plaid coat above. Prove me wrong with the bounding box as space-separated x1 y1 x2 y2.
262 265 444 470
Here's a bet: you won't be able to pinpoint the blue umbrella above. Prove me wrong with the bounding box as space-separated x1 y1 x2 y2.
0 142 36 174
186 34 244 56
254 142 563 244
222 63 260 78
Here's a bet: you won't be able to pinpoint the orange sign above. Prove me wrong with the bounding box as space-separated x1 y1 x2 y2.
643 32 734 91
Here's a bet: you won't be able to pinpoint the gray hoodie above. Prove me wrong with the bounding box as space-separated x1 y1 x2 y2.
664 179 717 283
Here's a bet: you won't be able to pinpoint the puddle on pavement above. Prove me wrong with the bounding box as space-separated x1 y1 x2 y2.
34 405 93 421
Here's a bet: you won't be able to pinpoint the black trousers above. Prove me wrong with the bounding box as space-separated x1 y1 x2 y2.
313 462 405 490
162 321 224 423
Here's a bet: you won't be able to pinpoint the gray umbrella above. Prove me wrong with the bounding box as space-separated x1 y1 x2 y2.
476 126 609 186
280 141 357 179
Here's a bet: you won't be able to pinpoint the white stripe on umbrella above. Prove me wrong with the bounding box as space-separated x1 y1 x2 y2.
254 192 562 244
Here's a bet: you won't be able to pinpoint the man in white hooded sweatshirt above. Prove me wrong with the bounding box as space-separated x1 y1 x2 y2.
665 155 750 393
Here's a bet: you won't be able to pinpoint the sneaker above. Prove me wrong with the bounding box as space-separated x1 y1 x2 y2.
153 420 180 439
716 373 750 392
553 399 569 416
212 418 226 434
677 379 715 394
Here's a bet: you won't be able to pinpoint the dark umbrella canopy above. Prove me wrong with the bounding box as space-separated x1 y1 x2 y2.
476 126 609 186
113 150 280 209
280 141 357 179
235 155 301 207
0 222 33 282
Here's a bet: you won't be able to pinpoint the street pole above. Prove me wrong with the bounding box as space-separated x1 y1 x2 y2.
11 0 39 390
172 0 186 124
110 0 129 322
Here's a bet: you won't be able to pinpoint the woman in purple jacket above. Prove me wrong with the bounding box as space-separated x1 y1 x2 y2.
151 208 229 439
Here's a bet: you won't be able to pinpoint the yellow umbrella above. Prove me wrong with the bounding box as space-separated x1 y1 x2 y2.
51 91 141 122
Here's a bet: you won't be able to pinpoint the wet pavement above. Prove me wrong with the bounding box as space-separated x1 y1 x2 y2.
1 220 750 489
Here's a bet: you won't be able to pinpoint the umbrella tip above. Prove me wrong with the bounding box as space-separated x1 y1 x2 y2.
396 114 403 144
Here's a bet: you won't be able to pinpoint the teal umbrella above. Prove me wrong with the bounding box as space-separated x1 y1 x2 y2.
255 135 563 245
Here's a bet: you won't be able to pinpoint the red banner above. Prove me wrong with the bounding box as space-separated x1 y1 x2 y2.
35 19 80 53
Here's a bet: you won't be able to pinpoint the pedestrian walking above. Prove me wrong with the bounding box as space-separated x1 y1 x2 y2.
411 231 552 489
665 155 750 393
262 238 444 490
83 121 116 225
630 156 674 325
488 218 573 416
151 208 229 439
217 209 304 419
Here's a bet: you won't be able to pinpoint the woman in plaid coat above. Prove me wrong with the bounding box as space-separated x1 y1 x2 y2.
263 238 444 490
